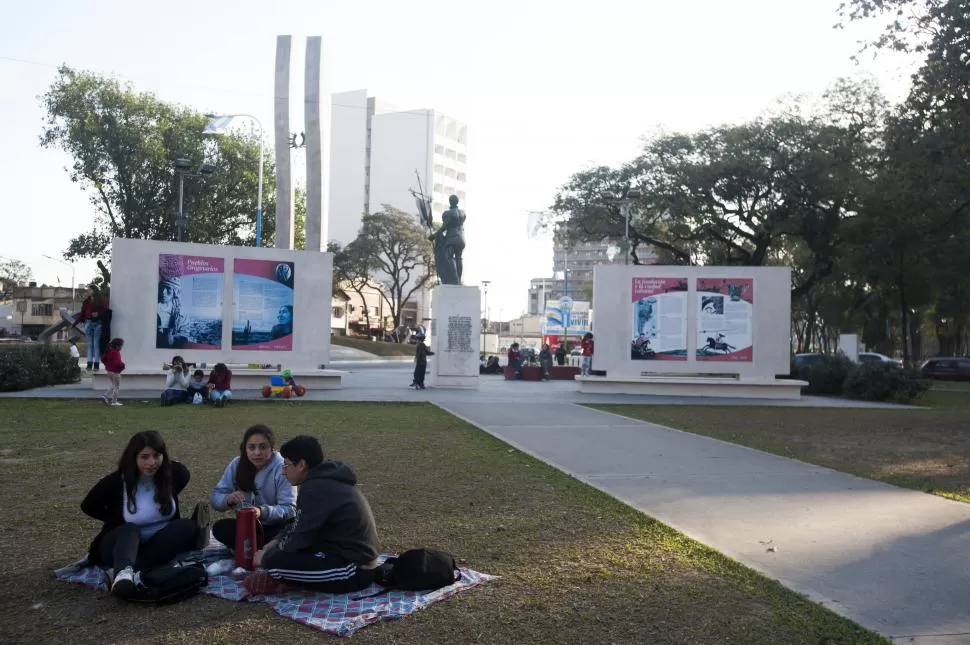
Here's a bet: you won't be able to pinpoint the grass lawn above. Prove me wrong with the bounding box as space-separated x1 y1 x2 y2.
0 400 886 645
592 390 970 505
331 335 415 357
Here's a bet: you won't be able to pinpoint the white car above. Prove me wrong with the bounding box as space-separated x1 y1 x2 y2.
858 352 903 367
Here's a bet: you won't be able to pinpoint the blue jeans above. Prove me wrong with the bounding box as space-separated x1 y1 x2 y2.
85 321 102 363
211 389 232 402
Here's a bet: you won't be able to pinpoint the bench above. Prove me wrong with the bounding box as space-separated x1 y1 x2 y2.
91 369 344 391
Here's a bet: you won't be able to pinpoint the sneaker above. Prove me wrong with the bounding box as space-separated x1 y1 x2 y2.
111 566 136 599
101 395 110 406
191 501 212 549
110 401 124 407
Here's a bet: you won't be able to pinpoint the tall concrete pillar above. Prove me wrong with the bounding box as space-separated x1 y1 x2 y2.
274 35 294 249
304 36 328 251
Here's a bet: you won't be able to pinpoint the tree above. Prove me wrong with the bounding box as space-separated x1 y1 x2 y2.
353 206 433 329
0 259 32 287
40 66 275 258
329 239 379 332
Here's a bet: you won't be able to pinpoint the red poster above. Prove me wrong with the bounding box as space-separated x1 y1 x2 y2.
631 277 688 360
696 278 753 361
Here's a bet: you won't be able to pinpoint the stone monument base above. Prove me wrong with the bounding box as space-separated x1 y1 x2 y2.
428 285 481 389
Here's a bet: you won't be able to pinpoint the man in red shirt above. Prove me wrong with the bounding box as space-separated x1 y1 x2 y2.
580 333 594 377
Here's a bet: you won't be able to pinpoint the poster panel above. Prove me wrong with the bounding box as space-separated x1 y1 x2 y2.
631 277 688 360
156 254 224 350
231 259 295 351
696 277 754 361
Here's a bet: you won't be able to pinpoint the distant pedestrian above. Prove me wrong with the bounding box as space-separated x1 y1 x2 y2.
101 338 126 407
580 332 594 377
539 344 553 380
555 344 566 366
411 332 434 390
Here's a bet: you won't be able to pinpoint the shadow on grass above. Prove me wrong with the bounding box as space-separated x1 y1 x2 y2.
0 400 886 645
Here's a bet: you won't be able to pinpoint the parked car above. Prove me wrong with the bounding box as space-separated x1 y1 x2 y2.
858 352 903 367
793 353 822 367
920 357 970 381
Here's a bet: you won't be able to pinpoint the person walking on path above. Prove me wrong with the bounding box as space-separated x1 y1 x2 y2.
580 332 594 377
411 332 434 390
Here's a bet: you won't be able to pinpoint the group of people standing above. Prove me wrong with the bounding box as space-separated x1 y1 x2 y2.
82 426 382 599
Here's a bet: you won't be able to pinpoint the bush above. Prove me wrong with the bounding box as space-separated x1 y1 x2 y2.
842 362 930 404
0 344 82 392
794 354 854 396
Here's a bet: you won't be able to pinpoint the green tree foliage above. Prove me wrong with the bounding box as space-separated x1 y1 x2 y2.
0 259 33 287
353 206 433 328
40 66 275 258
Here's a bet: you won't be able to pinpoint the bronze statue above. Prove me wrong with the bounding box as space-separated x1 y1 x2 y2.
430 195 466 285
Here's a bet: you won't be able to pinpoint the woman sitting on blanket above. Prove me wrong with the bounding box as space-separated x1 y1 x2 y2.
210 425 297 552
81 431 210 599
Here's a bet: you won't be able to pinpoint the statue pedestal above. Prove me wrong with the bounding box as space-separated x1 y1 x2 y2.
428 285 481 389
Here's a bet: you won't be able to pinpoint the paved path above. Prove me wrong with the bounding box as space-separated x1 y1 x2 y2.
434 399 970 645
5 364 966 642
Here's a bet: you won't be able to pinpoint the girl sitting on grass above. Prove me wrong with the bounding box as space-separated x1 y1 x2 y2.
81 431 210 599
208 363 232 407
210 425 296 552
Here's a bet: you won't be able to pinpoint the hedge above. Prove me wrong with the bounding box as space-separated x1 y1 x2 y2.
794 354 929 404
0 344 82 392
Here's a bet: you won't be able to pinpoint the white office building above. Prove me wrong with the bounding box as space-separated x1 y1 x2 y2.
328 89 468 324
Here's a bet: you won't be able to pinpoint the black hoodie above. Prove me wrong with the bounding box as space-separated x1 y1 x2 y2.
273 460 380 564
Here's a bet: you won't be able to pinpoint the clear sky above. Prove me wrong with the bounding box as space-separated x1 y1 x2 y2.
0 0 916 319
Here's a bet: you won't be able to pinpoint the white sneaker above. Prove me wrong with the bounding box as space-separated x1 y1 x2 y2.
111 566 136 598
100 395 109 406
110 401 124 407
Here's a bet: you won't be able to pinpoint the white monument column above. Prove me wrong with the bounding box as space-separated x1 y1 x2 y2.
428 285 481 388
303 36 328 251
274 35 295 250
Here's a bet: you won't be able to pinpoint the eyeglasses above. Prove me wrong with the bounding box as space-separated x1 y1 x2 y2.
282 462 294 470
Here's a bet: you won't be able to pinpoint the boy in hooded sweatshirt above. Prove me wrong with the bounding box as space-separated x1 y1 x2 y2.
254 435 381 593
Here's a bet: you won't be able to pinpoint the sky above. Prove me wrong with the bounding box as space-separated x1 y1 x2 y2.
0 0 918 320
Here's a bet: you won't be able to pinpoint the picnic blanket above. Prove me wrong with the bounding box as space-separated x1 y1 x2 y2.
54 540 497 636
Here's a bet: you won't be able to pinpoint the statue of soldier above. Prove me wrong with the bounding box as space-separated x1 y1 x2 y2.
430 195 466 285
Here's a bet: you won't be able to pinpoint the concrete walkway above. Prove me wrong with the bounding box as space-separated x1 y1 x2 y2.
3 364 966 642
435 399 970 645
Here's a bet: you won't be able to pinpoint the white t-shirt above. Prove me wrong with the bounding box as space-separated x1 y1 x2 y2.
70 345 80 358
123 479 176 540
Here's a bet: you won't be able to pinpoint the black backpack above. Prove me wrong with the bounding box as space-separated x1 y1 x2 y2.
363 548 460 597
127 562 208 605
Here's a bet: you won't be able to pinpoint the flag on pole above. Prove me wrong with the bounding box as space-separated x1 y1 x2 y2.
203 116 236 135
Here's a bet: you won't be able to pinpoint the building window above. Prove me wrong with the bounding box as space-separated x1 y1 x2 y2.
434 164 445 174
433 183 444 193
444 168 456 178
456 172 466 182
434 144 444 154
457 190 466 200
458 153 467 164
31 303 53 316
332 307 345 318
445 148 456 160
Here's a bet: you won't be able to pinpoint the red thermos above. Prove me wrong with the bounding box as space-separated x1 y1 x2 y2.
235 506 258 570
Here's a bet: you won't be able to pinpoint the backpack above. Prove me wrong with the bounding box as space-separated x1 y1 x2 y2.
127 562 208 605
374 548 460 592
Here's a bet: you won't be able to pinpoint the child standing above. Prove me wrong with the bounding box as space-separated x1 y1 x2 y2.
208 363 233 407
580 332 594 377
101 338 126 407
411 332 434 390
187 369 209 403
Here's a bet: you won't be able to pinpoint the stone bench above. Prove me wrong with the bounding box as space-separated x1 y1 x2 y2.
91 368 344 391
576 375 807 399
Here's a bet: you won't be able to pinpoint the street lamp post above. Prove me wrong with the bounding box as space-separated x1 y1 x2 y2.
204 114 265 247
481 280 490 354
42 255 75 312
174 157 216 242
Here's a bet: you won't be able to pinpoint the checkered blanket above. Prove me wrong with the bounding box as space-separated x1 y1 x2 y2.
53 541 497 637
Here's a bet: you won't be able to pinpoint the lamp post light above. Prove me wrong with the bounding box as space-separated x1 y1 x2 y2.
481 280 490 354
42 254 76 312
174 157 216 242
204 114 265 247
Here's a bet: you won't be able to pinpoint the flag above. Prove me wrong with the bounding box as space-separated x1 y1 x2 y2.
203 116 236 135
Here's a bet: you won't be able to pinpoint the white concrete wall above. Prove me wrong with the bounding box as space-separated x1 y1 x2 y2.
428 285 481 387
369 109 434 215
328 90 370 246
111 238 332 370
592 264 792 379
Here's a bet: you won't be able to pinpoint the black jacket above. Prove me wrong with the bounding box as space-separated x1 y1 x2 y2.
273 461 380 564
81 461 190 564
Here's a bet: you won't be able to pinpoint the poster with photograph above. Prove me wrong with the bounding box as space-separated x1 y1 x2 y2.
156 254 224 350
231 259 295 351
631 277 688 360
696 277 754 361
